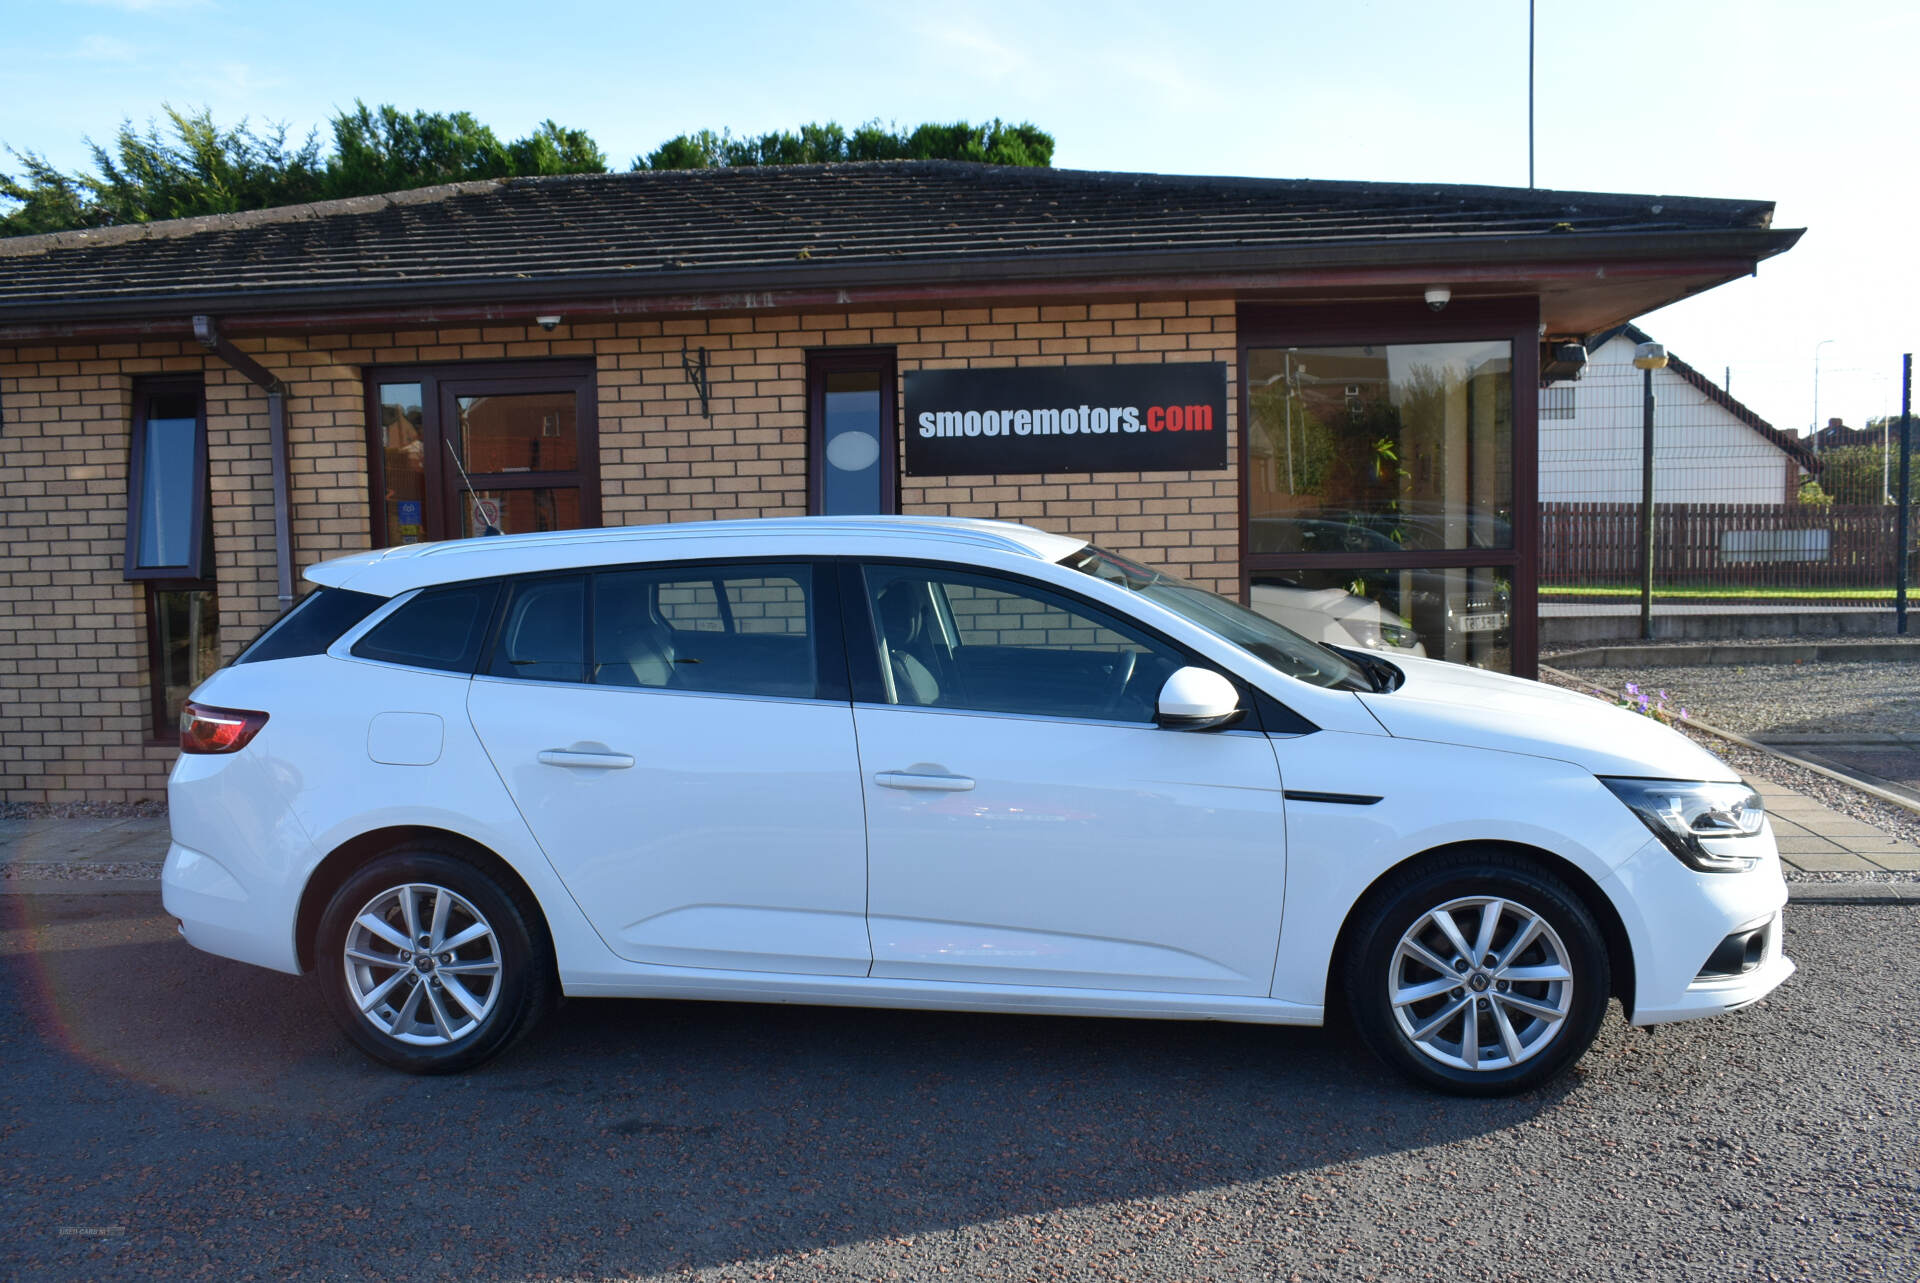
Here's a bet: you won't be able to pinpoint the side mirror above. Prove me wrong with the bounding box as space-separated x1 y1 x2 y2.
1154 666 1244 732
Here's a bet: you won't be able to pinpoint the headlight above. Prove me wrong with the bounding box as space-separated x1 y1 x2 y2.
1600 777 1765 873
1376 622 1418 649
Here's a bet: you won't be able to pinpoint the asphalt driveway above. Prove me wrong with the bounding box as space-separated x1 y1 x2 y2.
3 894 1915 1281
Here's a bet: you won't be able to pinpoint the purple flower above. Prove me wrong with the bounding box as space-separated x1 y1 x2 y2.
1625 682 1640 696
1658 690 1668 701
1680 707 1690 719
1638 694 1650 712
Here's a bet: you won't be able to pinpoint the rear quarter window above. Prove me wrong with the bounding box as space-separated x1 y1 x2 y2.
235 588 386 665
350 582 501 673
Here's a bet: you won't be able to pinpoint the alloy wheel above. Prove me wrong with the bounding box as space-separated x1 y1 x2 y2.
1388 894 1575 1072
343 882 503 1046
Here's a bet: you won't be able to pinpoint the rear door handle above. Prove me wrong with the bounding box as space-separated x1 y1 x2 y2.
874 770 975 792
539 749 635 769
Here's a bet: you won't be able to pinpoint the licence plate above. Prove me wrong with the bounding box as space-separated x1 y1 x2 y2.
1460 613 1507 633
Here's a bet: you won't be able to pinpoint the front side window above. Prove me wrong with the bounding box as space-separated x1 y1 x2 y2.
125 380 210 580
367 362 598 546
862 565 1181 723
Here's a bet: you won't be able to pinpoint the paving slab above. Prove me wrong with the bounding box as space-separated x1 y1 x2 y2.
0 818 169 866
1776 745 1920 808
1773 836 1848 855
1782 853 1883 873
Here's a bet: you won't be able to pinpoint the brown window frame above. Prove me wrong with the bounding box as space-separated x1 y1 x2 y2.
1237 300 1541 677
363 359 601 545
124 376 211 582
806 348 898 516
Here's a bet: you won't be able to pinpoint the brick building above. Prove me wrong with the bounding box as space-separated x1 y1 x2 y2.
0 162 1799 803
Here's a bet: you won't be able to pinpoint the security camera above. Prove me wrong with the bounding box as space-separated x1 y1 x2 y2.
535 314 563 331
1423 287 1451 312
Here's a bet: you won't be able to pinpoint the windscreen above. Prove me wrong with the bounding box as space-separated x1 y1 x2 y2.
1059 545 1371 692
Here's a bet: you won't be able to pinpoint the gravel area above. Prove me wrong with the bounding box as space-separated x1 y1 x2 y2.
0 861 164 882
7 896 1917 1281
0 800 166 821
1560 659 1920 739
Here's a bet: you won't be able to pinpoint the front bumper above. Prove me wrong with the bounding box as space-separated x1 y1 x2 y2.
1632 908 1795 1025
1602 829 1796 1026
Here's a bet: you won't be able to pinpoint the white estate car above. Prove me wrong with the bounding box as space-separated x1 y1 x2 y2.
164 517 1792 1094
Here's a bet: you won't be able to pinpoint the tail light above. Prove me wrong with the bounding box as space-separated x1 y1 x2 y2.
179 701 270 755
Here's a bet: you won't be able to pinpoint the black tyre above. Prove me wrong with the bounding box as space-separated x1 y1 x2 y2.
1344 852 1609 1096
314 849 553 1073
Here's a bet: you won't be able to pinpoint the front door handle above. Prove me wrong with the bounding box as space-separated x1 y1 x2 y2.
539 749 635 769
874 770 975 792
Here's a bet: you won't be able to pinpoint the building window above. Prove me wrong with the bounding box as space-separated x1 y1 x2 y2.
146 585 220 740
1540 386 1577 419
366 361 599 545
1246 342 1514 554
125 379 211 580
1244 338 1522 673
808 349 897 515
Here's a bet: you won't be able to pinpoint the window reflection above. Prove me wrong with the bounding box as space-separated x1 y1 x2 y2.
1249 567 1512 671
458 393 578 473
135 405 198 567
152 587 220 735
379 384 425 544
461 487 581 538
1246 342 1513 554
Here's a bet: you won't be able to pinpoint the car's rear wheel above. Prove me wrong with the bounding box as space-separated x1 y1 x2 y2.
1345 853 1609 1096
314 850 552 1073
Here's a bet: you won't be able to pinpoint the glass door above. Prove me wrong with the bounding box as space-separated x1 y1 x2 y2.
367 362 599 545
1240 303 1538 676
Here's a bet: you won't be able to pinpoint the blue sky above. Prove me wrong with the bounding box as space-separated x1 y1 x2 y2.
7 0 1917 436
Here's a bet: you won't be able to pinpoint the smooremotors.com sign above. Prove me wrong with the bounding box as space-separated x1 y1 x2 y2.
903 362 1227 476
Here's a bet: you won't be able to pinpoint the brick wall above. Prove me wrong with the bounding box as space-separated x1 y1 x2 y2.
0 295 1237 803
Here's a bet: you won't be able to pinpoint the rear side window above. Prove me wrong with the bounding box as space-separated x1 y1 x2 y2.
235 588 386 664
595 564 816 698
487 576 588 684
351 582 500 673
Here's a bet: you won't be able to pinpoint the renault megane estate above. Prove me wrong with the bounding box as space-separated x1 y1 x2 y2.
163 516 1793 1094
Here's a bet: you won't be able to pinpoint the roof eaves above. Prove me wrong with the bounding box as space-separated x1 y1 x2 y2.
0 225 1806 329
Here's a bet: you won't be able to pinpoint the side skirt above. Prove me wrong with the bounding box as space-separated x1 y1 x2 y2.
561 966 1324 1026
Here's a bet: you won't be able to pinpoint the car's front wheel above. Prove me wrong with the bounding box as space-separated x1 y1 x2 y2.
314 850 553 1073
1345 853 1610 1095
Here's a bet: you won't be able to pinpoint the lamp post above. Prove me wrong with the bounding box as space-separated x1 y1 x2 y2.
1812 338 1835 451
1633 341 1670 641
1899 354 1912 636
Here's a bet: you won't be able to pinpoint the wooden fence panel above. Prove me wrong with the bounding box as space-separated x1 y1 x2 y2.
1539 502 1910 591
